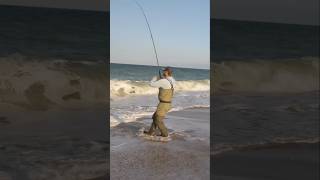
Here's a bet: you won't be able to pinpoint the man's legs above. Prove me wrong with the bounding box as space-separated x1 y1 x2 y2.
145 103 170 137
145 113 168 137
154 114 168 137
145 113 157 135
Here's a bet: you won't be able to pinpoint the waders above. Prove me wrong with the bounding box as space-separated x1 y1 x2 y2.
147 79 174 137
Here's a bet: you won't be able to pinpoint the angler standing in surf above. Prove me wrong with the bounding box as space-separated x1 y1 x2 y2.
133 1 176 137
144 67 175 137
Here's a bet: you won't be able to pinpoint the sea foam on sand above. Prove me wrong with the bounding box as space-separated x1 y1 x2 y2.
110 108 210 180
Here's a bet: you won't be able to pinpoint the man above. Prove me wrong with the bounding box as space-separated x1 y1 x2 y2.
144 67 176 137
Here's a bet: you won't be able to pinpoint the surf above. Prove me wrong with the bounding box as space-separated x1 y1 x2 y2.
110 79 210 99
0 54 108 110
213 57 319 93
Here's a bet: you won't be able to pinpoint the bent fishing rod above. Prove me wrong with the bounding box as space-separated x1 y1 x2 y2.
133 0 162 78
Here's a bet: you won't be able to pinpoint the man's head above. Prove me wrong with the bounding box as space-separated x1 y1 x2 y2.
162 67 172 77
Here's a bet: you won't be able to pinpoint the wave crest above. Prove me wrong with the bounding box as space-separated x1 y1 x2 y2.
0 55 107 110
110 79 210 99
213 57 319 93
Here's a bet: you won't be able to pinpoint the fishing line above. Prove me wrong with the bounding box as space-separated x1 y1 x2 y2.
133 0 162 77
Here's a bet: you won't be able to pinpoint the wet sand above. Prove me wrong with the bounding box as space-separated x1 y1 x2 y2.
213 143 319 180
0 105 108 180
211 92 319 180
110 108 210 180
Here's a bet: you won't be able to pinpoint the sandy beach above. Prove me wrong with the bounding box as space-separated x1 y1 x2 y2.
110 107 210 180
0 105 108 180
211 91 319 180
213 143 319 180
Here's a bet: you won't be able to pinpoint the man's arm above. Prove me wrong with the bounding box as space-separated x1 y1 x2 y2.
150 76 166 88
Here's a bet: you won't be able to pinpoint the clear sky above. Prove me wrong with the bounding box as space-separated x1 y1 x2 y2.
110 0 210 69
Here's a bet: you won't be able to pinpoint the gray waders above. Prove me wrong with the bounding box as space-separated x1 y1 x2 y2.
147 78 174 137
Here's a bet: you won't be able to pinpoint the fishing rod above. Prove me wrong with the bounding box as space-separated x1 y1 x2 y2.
133 0 162 78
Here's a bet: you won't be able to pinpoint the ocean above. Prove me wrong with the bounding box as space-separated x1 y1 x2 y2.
211 19 319 155
1 4 318 179
110 63 210 127
0 6 109 179
0 5 109 110
1 5 318 152
110 64 210 179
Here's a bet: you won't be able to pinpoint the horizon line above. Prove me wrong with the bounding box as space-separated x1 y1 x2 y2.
0 4 109 13
110 62 210 70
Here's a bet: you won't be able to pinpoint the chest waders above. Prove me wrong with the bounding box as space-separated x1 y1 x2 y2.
147 79 174 137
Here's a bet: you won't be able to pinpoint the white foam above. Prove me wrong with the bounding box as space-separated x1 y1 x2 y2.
0 55 107 109
110 79 210 99
213 57 319 93
110 91 209 127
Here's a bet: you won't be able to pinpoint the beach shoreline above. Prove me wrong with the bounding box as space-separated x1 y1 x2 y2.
110 107 210 180
212 142 319 180
0 107 108 180
211 90 319 180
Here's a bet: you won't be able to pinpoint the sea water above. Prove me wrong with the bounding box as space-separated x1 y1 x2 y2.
211 19 319 155
0 6 108 110
110 63 210 127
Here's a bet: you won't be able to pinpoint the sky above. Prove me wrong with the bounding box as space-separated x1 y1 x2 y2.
110 0 210 69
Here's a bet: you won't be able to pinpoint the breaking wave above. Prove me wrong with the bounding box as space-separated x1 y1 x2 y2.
110 90 210 127
213 57 319 93
0 54 108 110
110 79 210 99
